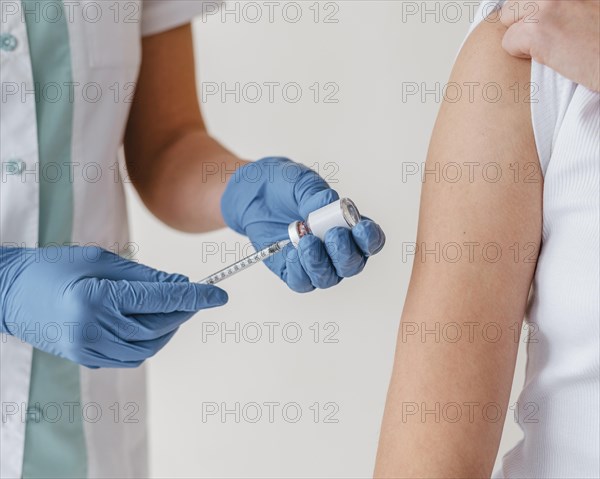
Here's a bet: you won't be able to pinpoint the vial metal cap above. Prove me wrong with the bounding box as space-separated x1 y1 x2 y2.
339 198 361 227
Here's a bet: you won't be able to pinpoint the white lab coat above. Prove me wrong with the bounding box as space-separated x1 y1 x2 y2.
0 1 216 477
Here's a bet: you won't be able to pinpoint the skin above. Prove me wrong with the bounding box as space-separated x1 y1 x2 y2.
501 0 600 92
124 24 248 233
374 19 542 478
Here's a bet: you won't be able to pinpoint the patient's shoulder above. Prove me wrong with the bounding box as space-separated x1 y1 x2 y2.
454 17 532 103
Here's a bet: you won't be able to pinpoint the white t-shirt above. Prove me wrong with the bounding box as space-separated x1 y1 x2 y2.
468 2 600 478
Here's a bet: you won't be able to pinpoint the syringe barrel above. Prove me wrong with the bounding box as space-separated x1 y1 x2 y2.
288 198 361 247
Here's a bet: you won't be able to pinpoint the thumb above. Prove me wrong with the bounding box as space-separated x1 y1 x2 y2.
298 188 340 220
293 164 334 208
502 22 533 59
499 1 522 28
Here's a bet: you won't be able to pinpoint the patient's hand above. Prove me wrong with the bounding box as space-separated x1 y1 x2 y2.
501 0 600 91
374 18 542 479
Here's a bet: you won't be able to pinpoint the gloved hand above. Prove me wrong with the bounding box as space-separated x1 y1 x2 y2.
0 246 227 368
221 157 385 292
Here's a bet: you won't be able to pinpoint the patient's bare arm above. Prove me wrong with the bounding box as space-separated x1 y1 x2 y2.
374 19 542 478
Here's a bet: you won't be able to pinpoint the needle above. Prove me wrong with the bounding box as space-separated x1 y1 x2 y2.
198 240 291 285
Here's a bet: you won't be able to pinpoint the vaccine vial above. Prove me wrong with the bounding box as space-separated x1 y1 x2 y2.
287 198 361 247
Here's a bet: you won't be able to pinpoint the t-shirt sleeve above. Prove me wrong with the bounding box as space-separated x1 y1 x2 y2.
141 0 222 37
463 0 577 175
468 0 505 35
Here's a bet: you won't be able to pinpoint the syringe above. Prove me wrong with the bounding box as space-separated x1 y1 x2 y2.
198 198 361 286
199 239 290 285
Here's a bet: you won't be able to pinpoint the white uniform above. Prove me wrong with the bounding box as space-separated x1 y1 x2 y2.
468 2 600 478
0 1 217 477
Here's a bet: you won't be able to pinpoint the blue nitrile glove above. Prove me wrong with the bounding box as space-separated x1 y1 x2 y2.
0 246 227 368
221 157 385 293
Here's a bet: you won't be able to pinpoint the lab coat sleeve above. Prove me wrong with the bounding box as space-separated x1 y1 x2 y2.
141 0 223 37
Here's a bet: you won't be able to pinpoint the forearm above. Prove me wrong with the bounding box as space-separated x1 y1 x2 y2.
123 24 250 233
128 129 247 233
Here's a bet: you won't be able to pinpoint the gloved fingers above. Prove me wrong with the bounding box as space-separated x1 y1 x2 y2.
109 280 228 315
324 227 366 278
123 311 194 340
83 359 143 369
297 188 340 220
100 249 188 283
219 233 314 293
282 160 329 208
77 345 144 369
351 219 386 256
297 235 341 289
84 358 143 369
80 327 177 365
261 244 288 280
115 329 179 362
282 243 315 293
246 224 289 255
76 321 178 367
78 246 188 283
115 258 188 283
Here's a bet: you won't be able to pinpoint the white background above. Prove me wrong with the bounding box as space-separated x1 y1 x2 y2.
125 1 527 477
